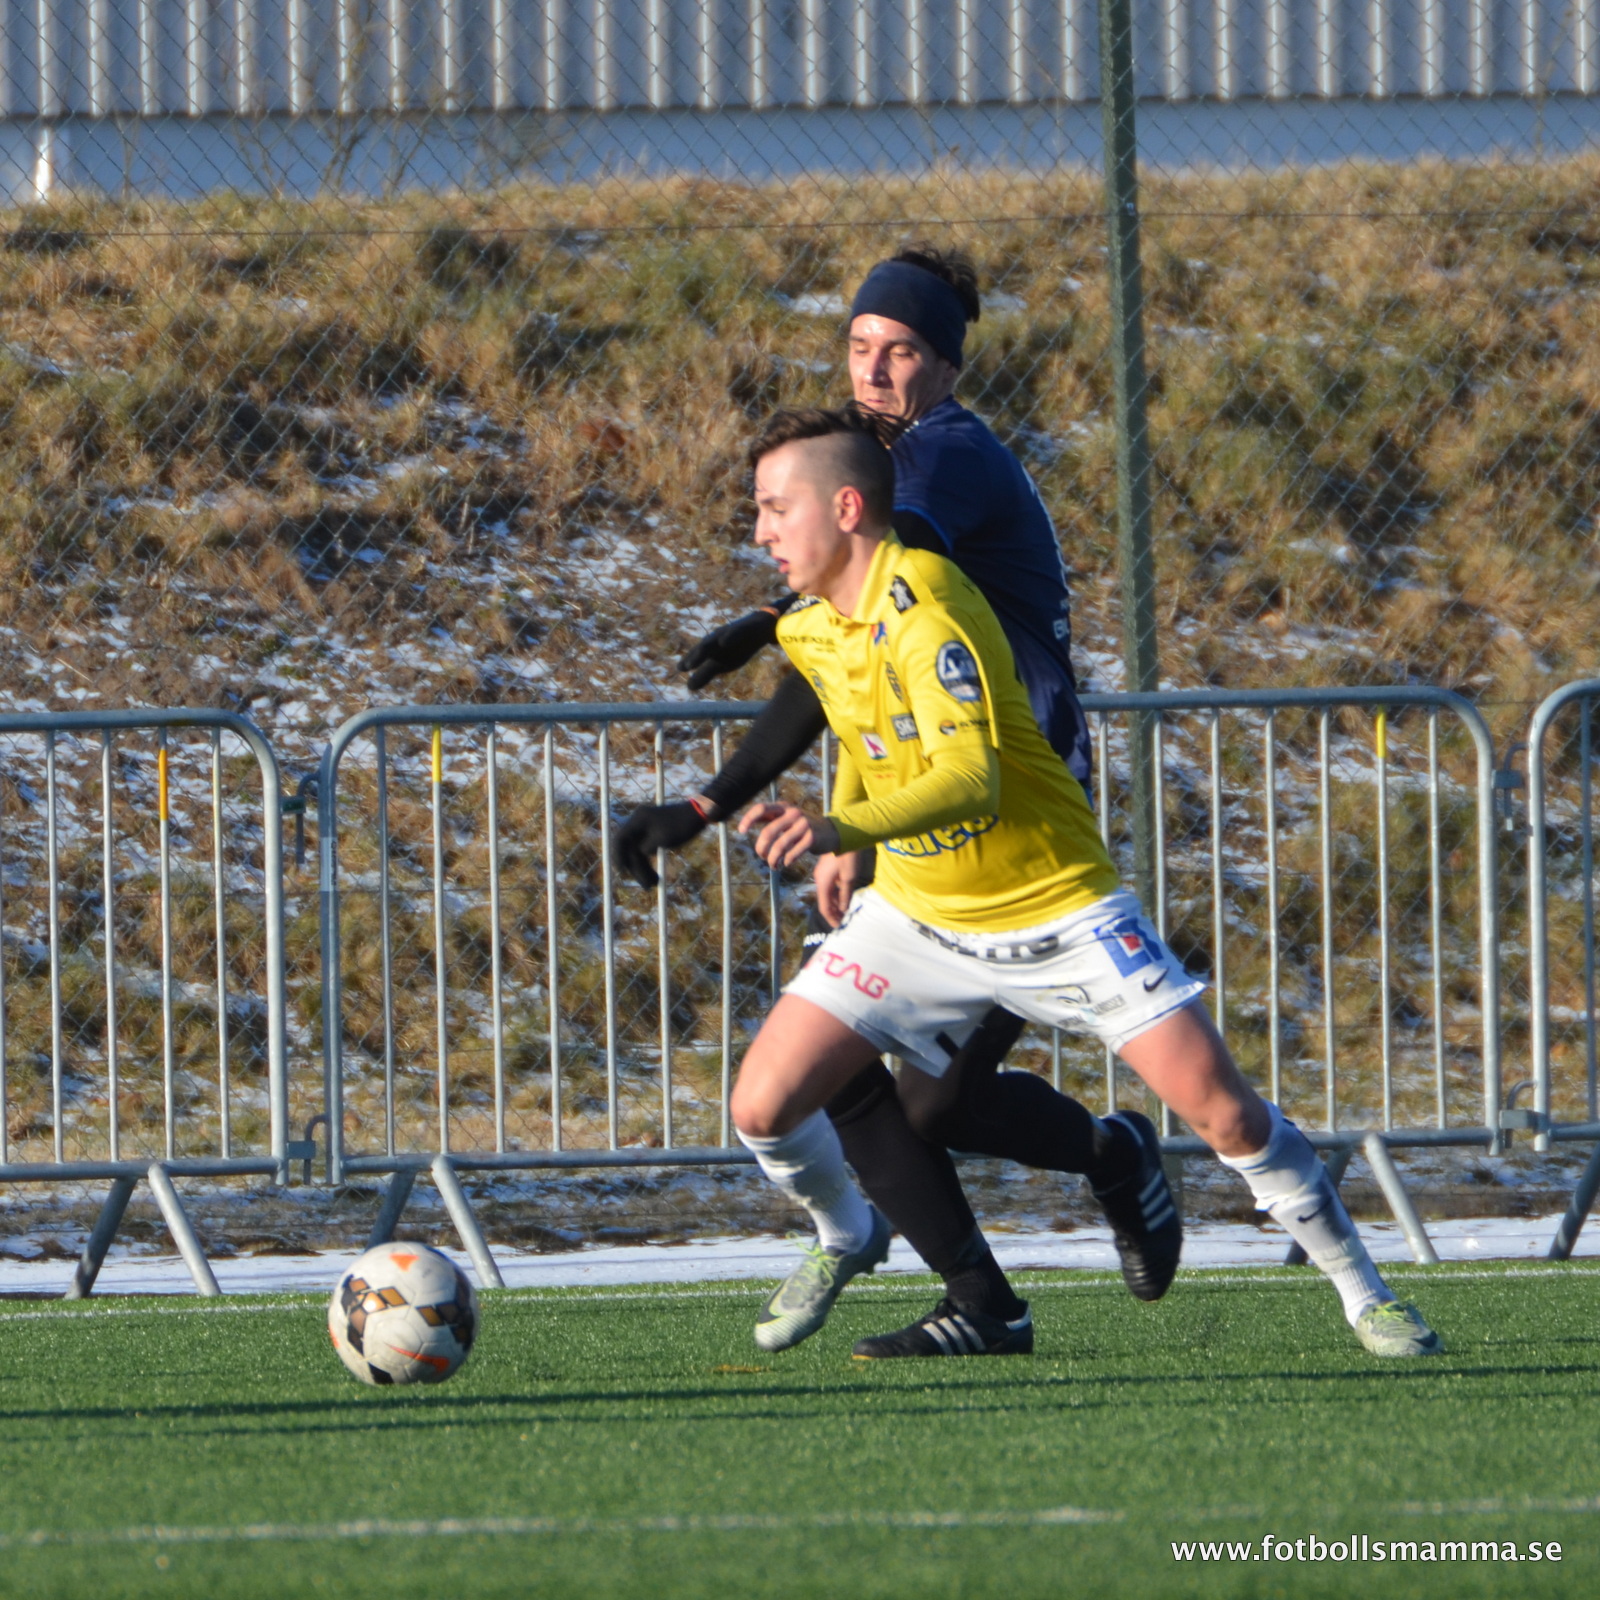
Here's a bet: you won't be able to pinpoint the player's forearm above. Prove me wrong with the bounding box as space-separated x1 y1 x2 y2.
827 746 1000 852
697 670 829 819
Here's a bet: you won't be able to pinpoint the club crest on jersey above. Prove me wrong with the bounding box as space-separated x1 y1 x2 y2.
892 714 919 742
861 731 889 761
889 576 917 613
1097 917 1159 976
885 663 905 702
871 622 888 645
935 641 983 703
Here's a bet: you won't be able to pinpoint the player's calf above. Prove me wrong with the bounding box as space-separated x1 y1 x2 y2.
1217 1103 1442 1356
733 997 893 1347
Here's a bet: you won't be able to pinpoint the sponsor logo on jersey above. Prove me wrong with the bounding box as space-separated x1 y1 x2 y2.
1097 917 1159 976
935 640 983 703
892 714 919 742
1052 985 1092 1006
808 672 829 706
820 953 890 999
861 731 889 761
871 621 888 645
884 814 999 858
789 595 823 612
1053 617 1070 640
889 576 918 612
938 720 957 736
885 663 905 701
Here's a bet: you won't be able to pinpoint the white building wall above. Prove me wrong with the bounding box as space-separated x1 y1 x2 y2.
2 0 1598 116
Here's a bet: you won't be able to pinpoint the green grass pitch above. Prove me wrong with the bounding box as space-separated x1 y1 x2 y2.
0 1263 1595 1599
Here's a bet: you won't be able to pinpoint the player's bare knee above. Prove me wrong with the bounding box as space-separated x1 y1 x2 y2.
730 1079 791 1140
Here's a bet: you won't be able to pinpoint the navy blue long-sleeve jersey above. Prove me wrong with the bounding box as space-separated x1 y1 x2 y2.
888 398 1093 787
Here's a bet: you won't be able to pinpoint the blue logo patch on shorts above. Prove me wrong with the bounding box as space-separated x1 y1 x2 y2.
935 641 983 703
1097 917 1160 976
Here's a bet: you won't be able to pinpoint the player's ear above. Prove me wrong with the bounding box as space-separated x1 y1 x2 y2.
835 483 866 534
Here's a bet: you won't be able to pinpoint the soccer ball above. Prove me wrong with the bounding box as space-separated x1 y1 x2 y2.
328 1242 479 1387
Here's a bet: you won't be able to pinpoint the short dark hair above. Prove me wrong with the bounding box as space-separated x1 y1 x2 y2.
750 407 895 528
890 245 981 324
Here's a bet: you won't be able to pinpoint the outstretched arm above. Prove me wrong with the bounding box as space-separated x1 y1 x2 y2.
676 594 800 691
700 670 828 817
613 671 828 889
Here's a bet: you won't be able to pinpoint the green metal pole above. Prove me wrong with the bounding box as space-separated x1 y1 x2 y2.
1099 0 1160 906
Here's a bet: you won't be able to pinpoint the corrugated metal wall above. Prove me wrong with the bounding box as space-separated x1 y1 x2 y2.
2 0 1597 118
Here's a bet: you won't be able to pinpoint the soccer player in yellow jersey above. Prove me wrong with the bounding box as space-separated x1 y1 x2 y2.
651 409 1440 1360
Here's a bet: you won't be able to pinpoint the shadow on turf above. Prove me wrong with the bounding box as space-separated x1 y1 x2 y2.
5 1356 1599 1438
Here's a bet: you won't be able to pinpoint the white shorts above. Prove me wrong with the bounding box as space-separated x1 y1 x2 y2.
786 888 1206 1078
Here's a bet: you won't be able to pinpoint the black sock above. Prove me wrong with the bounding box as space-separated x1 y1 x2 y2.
905 1006 1139 1188
941 1230 1027 1322
826 1063 1023 1320
932 1068 1130 1179
827 1063 976 1275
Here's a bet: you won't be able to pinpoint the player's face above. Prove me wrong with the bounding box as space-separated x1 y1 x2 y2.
753 444 854 598
848 315 958 421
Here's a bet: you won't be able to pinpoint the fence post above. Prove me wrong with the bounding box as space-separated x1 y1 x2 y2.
1098 0 1160 904
318 738 345 1185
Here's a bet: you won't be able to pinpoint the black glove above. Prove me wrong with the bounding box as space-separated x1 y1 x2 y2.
677 606 782 691
614 801 709 890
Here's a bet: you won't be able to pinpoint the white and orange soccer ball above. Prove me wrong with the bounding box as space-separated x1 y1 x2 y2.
328 1242 479 1387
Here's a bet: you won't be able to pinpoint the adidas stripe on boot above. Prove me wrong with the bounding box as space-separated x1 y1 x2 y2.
851 1298 1034 1359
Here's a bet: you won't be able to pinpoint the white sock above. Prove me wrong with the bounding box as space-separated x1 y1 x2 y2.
738 1111 876 1252
1218 1105 1393 1325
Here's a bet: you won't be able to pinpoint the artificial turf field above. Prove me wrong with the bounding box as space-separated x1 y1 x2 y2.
0 1263 1596 1599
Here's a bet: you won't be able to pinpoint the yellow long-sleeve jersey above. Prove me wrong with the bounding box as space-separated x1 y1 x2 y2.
775 536 1120 932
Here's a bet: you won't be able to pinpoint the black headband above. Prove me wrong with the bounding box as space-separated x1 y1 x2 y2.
849 261 970 369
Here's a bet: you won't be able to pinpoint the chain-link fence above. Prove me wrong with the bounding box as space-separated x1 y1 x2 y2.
4 2 1600 1219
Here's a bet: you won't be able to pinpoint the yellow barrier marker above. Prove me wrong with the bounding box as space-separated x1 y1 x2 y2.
1375 709 1388 761
432 726 443 785
157 745 169 823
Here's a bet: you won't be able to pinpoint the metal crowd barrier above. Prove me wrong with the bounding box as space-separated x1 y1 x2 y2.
0 709 290 1295
312 686 1521 1277
9 686 1600 1292
1083 687 1503 1149
314 701 778 1283
1524 679 1600 1258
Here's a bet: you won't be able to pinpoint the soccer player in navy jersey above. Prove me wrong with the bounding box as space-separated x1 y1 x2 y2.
682 247 1092 788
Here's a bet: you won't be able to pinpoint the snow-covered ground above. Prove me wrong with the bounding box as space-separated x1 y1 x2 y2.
1 1214 1592 1297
